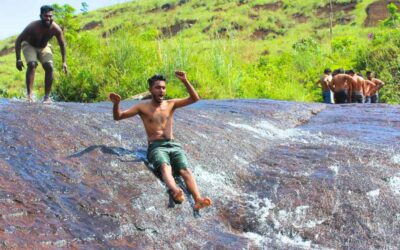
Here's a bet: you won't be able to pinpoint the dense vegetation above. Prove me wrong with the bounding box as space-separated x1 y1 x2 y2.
0 0 399 103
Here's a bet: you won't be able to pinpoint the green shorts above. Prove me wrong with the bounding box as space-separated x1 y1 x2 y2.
147 139 190 175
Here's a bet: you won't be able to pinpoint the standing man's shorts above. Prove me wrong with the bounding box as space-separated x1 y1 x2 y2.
334 90 348 104
147 139 190 175
370 94 379 103
351 92 364 103
21 41 53 64
322 90 332 104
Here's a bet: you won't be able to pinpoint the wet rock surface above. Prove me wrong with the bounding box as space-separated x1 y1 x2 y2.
0 99 399 249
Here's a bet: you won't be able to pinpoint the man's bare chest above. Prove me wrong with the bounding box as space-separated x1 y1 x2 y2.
143 107 173 125
28 29 55 47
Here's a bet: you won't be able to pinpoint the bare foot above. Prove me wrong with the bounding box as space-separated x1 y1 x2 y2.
27 96 33 103
194 197 212 210
42 97 53 104
171 189 185 204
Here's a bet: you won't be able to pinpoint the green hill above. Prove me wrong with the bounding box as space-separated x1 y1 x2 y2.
0 0 399 103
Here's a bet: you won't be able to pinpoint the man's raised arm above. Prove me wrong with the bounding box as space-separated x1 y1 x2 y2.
109 93 140 120
172 71 200 109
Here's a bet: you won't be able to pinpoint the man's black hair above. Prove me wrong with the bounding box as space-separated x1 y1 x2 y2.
40 5 54 15
346 69 355 75
324 68 332 74
332 68 344 76
366 71 372 75
148 74 167 87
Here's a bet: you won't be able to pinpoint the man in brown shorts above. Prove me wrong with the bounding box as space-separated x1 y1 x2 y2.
15 5 68 103
364 78 377 103
109 71 212 211
366 71 385 103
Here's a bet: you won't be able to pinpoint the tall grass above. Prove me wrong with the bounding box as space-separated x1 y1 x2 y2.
0 0 399 104
7 27 398 103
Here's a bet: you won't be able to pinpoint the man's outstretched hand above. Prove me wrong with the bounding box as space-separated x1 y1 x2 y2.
109 93 121 104
63 63 68 75
175 70 188 82
16 60 24 71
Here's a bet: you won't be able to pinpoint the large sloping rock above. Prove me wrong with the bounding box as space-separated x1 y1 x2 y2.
0 99 399 249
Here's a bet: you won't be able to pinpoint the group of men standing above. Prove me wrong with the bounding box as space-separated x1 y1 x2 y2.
318 68 385 104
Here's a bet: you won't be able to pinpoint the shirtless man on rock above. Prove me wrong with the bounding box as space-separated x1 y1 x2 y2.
109 71 212 211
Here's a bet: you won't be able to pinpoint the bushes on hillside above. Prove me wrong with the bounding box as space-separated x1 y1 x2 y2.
53 31 159 102
44 3 400 104
51 28 400 104
354 30 400 103
382 3 400 28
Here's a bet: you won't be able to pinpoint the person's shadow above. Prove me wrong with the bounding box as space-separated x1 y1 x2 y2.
68 145 147 162
68 145 200 217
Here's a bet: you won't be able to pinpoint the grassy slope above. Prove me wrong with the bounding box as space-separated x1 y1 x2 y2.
0 0 389 101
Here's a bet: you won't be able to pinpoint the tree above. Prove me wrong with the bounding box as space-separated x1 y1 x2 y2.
329 0 333 42
51 4 80 41
382 3 400 28
81 2 89 14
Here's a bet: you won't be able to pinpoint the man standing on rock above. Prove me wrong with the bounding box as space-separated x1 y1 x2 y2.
317 68 334 104
329 69 357 104
346 70 365 103
109 71 212 211
363 78 377 103
366 71 385 103
15 5 68 103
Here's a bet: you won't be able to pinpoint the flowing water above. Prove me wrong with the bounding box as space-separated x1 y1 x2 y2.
0 99 399 249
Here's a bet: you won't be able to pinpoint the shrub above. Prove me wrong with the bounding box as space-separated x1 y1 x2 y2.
354 30 400 103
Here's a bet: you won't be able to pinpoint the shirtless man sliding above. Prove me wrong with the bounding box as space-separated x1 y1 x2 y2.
329 69 356 104
366 71 385 103
346 70 365 103
109 71 212 211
